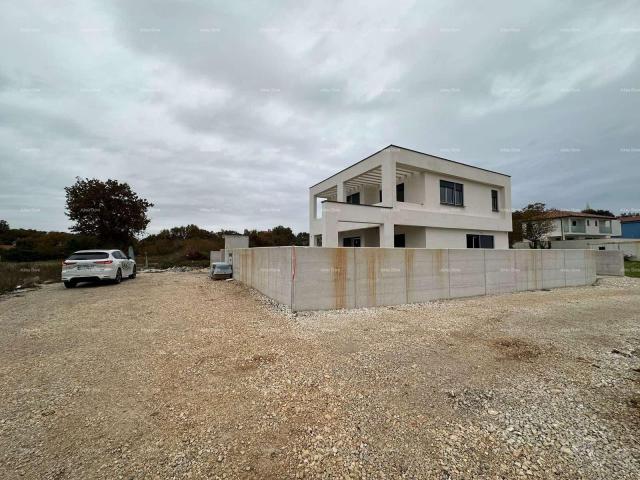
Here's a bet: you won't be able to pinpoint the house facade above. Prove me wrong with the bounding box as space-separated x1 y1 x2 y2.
309 145 512 249
620 215 640 238
526 211 622 241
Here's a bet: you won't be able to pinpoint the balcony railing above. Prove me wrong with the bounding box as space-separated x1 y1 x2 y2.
599 225 612 234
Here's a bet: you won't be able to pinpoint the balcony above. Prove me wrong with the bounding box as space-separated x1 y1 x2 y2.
599 223 612 234
568 219 586 234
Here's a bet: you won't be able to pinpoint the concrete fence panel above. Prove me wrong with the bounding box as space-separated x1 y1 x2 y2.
355 248 406 307
594 250 625 276
232 247 597 311
514 249 543 291
585 250 597 281
564 249 588 286
293 247 356 311
449 249 486 298
485 250 518 295
406 249 450 303
541 250 566 289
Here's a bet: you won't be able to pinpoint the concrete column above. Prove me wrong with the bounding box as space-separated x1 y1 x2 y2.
336 181 345 203
379 221 394 247
322 205 339 247
381 153 396 207
309 190 316 221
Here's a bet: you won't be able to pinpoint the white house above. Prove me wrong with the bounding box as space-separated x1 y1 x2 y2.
526 211 621 241
309 145 512 249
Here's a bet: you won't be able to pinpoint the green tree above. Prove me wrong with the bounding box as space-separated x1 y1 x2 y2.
65 178 153 246
0 220 9 233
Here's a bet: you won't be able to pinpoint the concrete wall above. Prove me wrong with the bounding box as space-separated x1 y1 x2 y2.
594 250 625 276
233 247 597 311
232 247 292 305
514 239 640 260
210 250 222 264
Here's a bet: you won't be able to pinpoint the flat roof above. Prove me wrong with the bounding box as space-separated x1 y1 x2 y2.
310 144 511 188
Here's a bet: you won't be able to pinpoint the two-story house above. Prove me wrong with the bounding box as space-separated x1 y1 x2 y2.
309 145 512 249
526 211 621 241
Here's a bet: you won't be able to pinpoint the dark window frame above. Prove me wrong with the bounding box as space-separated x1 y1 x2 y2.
491 189 499 212
440 180 464 207
343 236 361 247
466 234 495 249
346 192 360 204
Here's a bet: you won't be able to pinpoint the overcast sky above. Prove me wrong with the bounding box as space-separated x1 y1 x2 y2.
1 0 639 235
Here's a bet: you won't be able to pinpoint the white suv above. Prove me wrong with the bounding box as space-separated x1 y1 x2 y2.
61 250 136 288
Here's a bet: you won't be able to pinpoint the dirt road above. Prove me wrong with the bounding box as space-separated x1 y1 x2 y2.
0 272 638 479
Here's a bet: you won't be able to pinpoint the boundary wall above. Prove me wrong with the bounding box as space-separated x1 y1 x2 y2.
233 247 598 311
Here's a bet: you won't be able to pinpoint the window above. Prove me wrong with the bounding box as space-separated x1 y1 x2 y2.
491 190 499 212
466 234 495 249
440 180 463 206
112 251 123 259
598 246 605 251
346 192 360 204
394 234 406 248
587 220 590 226
315 235 322 247
68 252 108 260
595 220 598 226
572 220 577 226
343 237 361 247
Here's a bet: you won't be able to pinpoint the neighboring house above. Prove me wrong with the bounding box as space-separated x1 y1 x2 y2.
309 145 512 249
525 211 621 241
620 215 640 238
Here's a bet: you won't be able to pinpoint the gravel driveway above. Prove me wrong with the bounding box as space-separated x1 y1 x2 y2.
0 272 639 479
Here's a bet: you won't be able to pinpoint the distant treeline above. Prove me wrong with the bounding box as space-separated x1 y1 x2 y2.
0 222 309 262
139 225 309 261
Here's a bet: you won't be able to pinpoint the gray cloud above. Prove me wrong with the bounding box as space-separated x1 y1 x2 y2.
1 0 639 235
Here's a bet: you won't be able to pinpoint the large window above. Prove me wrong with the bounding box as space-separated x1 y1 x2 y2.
466 234 495 249
491 190 499 212
440 180 463 206
394 234 406 248
343 237 361 247
346 192 360 204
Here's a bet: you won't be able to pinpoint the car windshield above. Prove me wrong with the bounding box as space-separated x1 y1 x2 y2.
214 265 232 273
68 252 109 260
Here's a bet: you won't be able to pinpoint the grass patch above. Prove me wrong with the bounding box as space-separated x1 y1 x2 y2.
625 260 640 278
0 260 62 294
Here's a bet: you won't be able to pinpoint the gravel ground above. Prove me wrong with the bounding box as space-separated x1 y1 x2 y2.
0 272 639 479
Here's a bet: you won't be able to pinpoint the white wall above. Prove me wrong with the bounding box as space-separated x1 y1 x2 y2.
424 227 509 249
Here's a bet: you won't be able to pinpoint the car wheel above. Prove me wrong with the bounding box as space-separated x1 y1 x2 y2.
63 280 76 289
128 265 136 279
114 269 122 284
